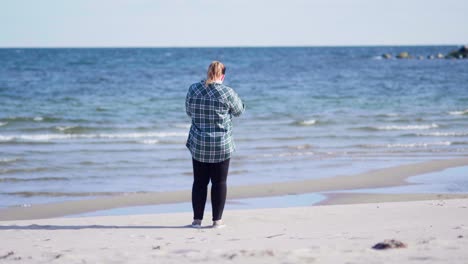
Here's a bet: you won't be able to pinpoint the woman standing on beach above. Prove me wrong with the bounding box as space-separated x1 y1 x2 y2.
185 61 245 228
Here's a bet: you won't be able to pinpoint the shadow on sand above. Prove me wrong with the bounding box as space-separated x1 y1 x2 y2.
0 224 213 230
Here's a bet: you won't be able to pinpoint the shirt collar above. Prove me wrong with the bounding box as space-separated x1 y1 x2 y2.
202 79 223 86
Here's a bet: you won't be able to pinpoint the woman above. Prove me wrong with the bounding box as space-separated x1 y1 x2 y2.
185 61 245 228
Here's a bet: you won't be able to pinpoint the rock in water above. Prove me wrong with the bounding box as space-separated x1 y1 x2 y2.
461 45 468 54
372 239 407 250
396 52 410 59
446 45 468 59
382 53 392 59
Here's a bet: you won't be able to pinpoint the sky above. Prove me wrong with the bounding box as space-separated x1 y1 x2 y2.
1 0 467 47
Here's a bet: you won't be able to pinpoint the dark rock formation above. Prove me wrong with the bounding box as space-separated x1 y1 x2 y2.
396 52 411 59
446 45 468 59
382 53 392 59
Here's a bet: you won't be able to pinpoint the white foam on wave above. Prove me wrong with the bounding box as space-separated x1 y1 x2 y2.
0 131 187 142
33 116 43 122
0 135 14 141
363 141 452 148
55 126 75 131
377 123 438 130
448 109 468 115
278 151 316 157
417 132 468 137
0 157 21 164
0 122 7 127
173 123 191 129
296 119 317 126
140 139 160 144
386 141 452 148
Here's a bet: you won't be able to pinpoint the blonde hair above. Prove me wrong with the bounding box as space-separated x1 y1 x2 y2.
205 61 226 85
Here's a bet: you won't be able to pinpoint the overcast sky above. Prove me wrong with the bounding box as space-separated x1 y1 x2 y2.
1 0 467 47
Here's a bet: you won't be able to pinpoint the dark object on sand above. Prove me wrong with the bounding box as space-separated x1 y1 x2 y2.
0 251 15 259
372 239 407 250
446 45 468 59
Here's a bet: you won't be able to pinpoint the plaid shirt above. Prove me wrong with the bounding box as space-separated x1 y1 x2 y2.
185 80 245 163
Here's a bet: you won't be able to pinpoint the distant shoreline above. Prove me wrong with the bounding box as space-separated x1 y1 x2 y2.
0 44 465 49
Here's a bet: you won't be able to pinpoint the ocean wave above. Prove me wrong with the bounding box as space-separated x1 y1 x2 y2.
0 167 51 175
1 191 128 197
0 116 61 123
255 144 313 150
387 141 452 148
360 141 452 148
140 139 160 144
379 123 439 130
0 131 187 142
278 151 316 157
357 123 439 131
55 126 76 132
172 123 191 129
0 122 7 127
288 144 313 150
0 140 56 145
452 141 468 145
237 136 308 142
17 125 98 134
375 113 400 117
415 132 468 137
448 109 468 115
0 157 22 164
0 177 69 183
54 125 94 134
293 119 317 126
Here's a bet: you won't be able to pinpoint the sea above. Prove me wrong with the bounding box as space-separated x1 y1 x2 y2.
1 46 467 208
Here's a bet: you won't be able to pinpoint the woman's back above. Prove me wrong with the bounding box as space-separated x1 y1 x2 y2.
185 80 244 163
187 81 232 134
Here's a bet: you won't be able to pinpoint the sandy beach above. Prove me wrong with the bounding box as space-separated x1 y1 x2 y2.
0 199 467 263
0 157 467 263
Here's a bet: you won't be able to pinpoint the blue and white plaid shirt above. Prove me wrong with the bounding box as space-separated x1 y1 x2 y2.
185 80 245 163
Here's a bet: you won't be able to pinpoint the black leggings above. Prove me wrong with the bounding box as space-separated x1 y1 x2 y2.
191 158 230 221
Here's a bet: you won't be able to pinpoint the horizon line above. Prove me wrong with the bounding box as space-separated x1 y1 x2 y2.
0 43 466 49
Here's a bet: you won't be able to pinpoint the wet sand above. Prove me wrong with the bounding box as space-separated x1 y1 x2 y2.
1 157 467 221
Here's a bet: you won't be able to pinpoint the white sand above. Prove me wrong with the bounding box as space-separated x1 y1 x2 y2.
1 199 467 263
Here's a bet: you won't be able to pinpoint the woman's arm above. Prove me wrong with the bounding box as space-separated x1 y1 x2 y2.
228 88 245 117
185 89 192 118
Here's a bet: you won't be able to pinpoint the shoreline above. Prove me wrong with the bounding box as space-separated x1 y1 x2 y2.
1 157 467 221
